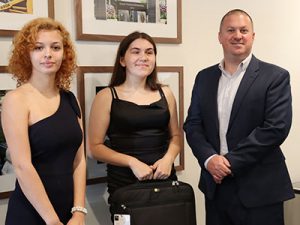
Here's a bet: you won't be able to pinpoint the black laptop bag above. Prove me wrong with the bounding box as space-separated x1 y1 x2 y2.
111 180 197 225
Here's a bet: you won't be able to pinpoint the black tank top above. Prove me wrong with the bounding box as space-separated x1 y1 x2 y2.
106 87 176 195
5 91 82 225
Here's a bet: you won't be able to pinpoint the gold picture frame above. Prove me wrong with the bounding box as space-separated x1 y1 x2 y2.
0 0 54 37
0 66 17 199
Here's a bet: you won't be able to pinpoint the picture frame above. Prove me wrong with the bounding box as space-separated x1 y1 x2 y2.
77 66 184 184
0 66 17 199
74 0 182 43
0 0 55 37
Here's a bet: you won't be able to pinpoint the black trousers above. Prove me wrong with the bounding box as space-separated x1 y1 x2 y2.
205 178 284 225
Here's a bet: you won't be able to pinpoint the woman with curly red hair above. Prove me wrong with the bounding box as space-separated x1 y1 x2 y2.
2 18 86 225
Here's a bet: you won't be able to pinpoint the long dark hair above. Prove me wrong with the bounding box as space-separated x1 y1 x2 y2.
109 31 161 90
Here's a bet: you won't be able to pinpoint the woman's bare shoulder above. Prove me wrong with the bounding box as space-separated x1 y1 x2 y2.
3 86 29 104
92 87 113 110
1 86 31 117
95 87 112 99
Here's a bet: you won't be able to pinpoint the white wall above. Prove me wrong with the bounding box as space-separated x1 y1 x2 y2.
1 1 300 225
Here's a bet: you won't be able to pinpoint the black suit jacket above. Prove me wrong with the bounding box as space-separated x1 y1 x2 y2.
184 55 294 207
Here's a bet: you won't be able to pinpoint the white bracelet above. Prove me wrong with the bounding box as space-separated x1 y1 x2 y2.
71 206 87 215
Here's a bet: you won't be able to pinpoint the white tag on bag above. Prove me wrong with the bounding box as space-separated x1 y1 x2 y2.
114 214 130 225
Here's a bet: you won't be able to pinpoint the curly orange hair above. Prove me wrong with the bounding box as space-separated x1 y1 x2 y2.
8 17 77 90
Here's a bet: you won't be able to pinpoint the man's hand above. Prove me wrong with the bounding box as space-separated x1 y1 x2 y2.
207 155 231 184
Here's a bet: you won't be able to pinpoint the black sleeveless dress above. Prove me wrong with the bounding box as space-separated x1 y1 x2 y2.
5 91 83 225
106 87 177 202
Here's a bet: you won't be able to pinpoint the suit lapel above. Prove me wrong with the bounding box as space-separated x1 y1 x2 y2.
210 66 222 133
227 56 260 132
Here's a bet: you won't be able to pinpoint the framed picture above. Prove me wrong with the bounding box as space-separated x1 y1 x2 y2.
74 0 182 43
0 0 55 37
77 66 184 184
0 66 17 199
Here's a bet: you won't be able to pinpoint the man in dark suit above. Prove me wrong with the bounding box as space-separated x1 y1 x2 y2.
184 9 294 225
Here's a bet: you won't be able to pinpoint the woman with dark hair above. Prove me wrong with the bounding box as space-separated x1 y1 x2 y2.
110 31 159 90
2 17 86 225
88 31 181 218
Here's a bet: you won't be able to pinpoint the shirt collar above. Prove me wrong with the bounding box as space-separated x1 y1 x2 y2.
218 54 253 74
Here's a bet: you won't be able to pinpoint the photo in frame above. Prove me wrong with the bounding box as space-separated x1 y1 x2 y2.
0 0 54 37
77 66 184 184
74 0 182 43
0 66 17 199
